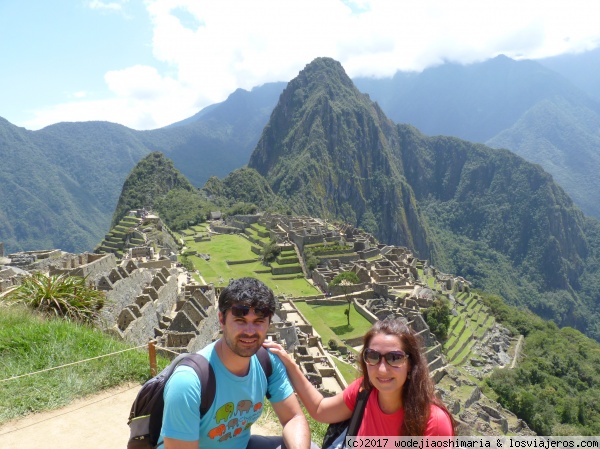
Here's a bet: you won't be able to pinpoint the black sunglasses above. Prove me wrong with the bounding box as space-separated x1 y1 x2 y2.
363 348 409 367
229 305 272 319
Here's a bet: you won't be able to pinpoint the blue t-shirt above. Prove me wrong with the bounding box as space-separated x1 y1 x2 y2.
157 342 293 448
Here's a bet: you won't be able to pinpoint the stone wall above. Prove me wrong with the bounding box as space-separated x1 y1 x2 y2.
227 214 260 226
271 264 303 275
138 259 172 269
7 249 62 268
353 299 379 324
110 267 179 346
211 224 239 234
358 247 380 259
131 247 154 258
49 253 116 283
270 320 300 351
317 254 360 265
0 267 23 293
328 282 368 296
98 265 158 324
187 308 220 353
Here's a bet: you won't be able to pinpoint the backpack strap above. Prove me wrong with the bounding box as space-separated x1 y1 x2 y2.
179 353 215 417
178 347 273 416
255 346 273 399
346 386 371 438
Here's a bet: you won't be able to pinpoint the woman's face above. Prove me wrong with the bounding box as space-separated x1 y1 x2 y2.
365 333 411 397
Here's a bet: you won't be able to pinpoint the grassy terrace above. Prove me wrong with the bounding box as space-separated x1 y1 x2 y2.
249 223 269 236
0 306 163 424
244 226 270 245
442 292 497 366
293 301 369 383
294 302 370 347
183 232 319 297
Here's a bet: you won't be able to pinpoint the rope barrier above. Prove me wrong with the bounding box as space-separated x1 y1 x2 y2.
154 345 183 356
0 382 141 437
0 343 148 383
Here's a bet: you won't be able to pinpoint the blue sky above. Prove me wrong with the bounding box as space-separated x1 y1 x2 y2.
1 0 599 131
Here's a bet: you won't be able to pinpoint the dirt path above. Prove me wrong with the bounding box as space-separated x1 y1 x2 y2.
0 383 273 449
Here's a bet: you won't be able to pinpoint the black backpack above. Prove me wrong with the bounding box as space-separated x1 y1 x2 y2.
322 385 370 449
127 347 272 449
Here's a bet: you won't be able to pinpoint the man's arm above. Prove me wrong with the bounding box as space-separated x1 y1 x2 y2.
162 367 202 449
271 394 312 449
163 437 198 449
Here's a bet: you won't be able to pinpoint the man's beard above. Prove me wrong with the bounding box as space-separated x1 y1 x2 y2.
223 332 264 358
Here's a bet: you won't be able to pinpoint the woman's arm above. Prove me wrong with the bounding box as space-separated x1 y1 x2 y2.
263 341 352 423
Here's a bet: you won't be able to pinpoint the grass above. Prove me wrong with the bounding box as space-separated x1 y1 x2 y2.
0 305 168 424
183 232 320 297
294 302 371 346
258 399 328 446
332 356 360 384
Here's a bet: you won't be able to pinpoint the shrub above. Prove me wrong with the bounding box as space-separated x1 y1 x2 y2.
3 272 106 324
262 240 281 264
423 296 451 340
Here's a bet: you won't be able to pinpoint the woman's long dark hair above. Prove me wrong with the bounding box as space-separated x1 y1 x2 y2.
358 318 456 436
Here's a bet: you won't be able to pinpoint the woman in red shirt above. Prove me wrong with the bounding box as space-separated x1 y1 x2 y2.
264 317 455 438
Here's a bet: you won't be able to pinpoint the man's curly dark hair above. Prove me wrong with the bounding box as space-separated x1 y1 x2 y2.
218 277 276 317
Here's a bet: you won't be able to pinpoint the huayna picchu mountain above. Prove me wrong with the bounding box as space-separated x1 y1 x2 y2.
249 57 435 261
247 57 600 340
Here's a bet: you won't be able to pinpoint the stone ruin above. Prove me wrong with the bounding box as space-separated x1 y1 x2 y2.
216 212 535 436
153 283 220 355
0 211 534 436
0 265 27 293
5 249 62 269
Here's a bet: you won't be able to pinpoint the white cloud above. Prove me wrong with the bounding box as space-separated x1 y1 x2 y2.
26 0 600 130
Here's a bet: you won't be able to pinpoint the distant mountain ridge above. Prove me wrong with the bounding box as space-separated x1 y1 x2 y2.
245 57 600 340
0 84 282 254
2 50 599 263
354 55 600 219
538 47 600 101
355 55 600 142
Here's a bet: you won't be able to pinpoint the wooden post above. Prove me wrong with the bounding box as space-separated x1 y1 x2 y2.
148 340 157 377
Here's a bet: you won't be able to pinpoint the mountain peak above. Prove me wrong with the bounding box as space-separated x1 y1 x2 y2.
290 57 357 97
248 57 433 259
110 152 194 227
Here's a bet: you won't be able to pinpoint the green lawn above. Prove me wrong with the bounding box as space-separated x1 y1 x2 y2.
182 232 320 297
332 356 360 384
294 302 372 346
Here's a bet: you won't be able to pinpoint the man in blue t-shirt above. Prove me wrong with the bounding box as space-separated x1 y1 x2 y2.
157 277 317 449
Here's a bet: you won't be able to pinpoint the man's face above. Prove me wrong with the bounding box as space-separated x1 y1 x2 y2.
220 304 271 358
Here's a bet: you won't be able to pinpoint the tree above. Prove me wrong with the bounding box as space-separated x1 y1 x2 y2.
329 271 360 326
3 272 106 324
180 255 195 272
261 240 281 264
304 249 319 271
423 297 451 340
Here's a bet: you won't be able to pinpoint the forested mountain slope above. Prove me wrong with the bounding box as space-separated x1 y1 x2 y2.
354 55 600 219
0 119 149 252
248 57 600 340
249 57 434 260
3 52 599 253
0 84 280 253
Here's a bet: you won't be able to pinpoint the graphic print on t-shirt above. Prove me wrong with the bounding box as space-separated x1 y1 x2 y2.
207 398 264 443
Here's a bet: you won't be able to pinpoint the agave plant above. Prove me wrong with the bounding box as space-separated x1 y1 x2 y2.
4 272 106 323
